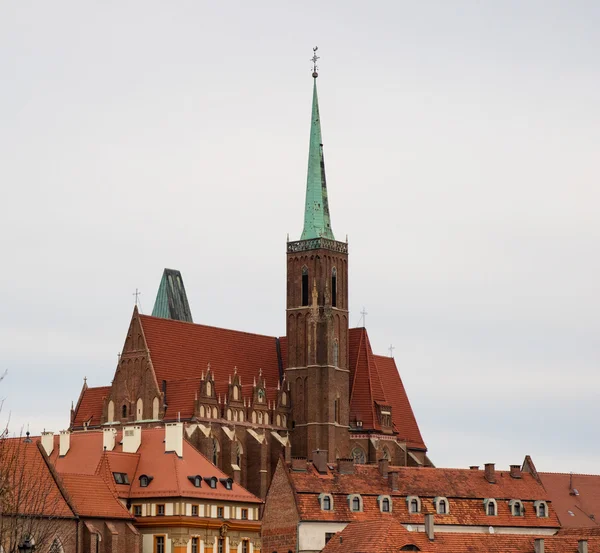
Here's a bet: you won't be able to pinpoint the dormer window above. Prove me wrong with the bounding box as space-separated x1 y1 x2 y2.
509 499 524 516
347 494 363 512
220 478 233 490
319 493 333 511
204 476 218 489
139 474 153 488
484 498 497 516
407 496 421 514
434 497 449 515
188 475 202 488
113 472 129 485
534 500 548 518
377 495 392 513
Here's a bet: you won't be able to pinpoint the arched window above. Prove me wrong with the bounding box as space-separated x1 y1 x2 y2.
277 414 281 426
258 411 263 424
136 398 143 421
488 502 495 516
152 397 159 419
212 406 218 418
324 496 331 510
236 442 243 467
239 410 244 422
348 495 362 512
258 388 265 403
233 386 239 400
199 405 205 418
107 400 114 423
382 447 390 461
264 412 269 425
301 266 309 306
206 381 212 397
212 439 220 466
332 267 337 307
140 475 151 487
49 538 64 553
333 340 339 367
352 447 366 464
282 415 287 426
252 411 257 423
510 500 524 516
539 503 546 517
382 498 390 512
410 499 419 513
484 498 497 516
438 500 447 514
122 404 127 418
233 410 238 422
227 409 232 421
281 392 287 406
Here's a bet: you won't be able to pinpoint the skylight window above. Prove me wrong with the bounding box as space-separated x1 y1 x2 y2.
113 472 129 485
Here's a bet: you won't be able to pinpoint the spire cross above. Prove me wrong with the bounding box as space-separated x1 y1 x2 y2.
389 344 395 358
360 307 368 327
311 46 319 77
133 288 141 306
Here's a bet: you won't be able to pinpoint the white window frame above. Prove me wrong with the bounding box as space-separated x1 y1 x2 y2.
377 494 393 513
534 500 549 518
433 496 449 515
484 498 498 516
318 493 334 511
509 499 524 516
406 495 421 514
347 493 363 512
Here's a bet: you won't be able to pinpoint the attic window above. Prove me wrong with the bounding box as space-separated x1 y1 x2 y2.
188 475 202 488
319 493 334 511
534 501 548 518
347 494 363 512
377 495 392 513
139 474 153 487
220 478 233 490
408 497 421 514
204 476 218 489
434 497 449 515
113 472 129 485
509 499 524 516
484 498 497 516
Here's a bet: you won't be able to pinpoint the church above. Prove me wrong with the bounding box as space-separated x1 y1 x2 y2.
70 64 432 500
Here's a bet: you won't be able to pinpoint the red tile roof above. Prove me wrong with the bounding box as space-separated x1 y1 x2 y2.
72 316 427 453
60 473 133 519
540 472 600 528
0 438 74 518
72 385 110 427
322 519 600 553
50 428 261 504
140 315 281 391
289 463 559 528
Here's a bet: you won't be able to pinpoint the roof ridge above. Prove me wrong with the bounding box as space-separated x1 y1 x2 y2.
140 313 279 340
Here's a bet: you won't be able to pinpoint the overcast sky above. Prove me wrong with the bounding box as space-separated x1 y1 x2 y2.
1 1 598 474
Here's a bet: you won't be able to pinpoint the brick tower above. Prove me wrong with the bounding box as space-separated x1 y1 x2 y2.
286 62 350 462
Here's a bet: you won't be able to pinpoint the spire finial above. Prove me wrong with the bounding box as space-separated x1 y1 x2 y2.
311 46 319 78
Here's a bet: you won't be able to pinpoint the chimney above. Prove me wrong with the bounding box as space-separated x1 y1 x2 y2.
378 458 389 478
510 465 522 479
291 457 307 471
165 422 183 457
534 538 544 553
41 431 54 457
424 514 434 541
59 430 70 457
389 471 399 491
122 425 142 453
484 463 496 483
578 540 588 553
338 458 355 475
469 465 479 470
312 450 328 474
103 428 117 452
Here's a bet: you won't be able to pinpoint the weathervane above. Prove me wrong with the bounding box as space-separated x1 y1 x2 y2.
311 46 319 78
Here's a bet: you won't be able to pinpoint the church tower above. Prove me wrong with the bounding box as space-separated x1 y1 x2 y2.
286 55 350 462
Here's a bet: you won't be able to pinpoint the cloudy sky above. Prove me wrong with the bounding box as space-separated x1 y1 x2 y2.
1 1 598 473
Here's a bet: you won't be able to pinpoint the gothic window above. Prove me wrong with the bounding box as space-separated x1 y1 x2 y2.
212 439 220 466
233 410 238 422
236 442 243 467
332 267 337 307
282 415 287 426
206 381 212 397
252 411 257 423
281 391 287 406
258 388 265 403
107 400 114 423
277 414 281 426
333 340 339 367
212 406 218 418
199 405 205 418
152 397 159 419
239 410 244 422
301 266 309 306
264 412 269 425
227 409 232 421
122 404 127 418
49 539 64 553
334 398 339 423
352 447 366 464
136 398 143 421
382 447 391 461
233 386 239 400
258 411 263 424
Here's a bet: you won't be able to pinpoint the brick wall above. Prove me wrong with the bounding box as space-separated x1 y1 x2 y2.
262 459 299 553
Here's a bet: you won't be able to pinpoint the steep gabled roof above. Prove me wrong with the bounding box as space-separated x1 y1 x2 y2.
60 473 133 519
139 315 281 388
72 385 110 428
539 472 600 528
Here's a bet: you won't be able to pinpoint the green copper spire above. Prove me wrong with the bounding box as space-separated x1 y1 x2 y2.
152 268 193 323
301 63 335 241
